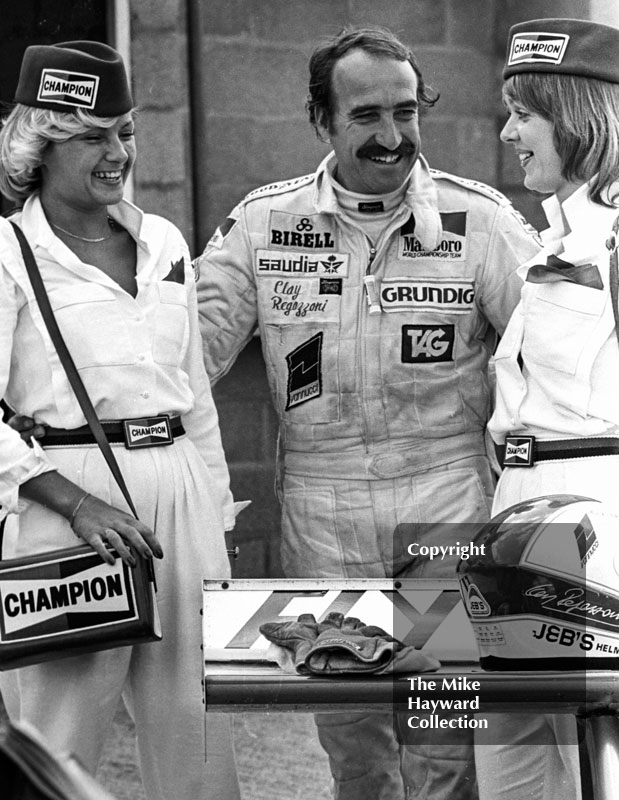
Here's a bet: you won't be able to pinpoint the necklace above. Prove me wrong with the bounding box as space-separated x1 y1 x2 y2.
51 216 115 243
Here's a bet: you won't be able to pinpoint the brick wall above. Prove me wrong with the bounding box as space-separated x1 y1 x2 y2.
128 0 596 577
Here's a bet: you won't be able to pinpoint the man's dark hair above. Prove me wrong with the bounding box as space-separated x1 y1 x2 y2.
306 26 439 137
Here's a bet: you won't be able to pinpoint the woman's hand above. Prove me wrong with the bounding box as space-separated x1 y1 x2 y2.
21 472 164 567
70 492 164 567
7 413 46 445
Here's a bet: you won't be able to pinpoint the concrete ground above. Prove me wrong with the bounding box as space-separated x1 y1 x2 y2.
2 699 333 800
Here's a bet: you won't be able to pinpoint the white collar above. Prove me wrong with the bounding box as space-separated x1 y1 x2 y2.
19 194 150 254
312 151 442 250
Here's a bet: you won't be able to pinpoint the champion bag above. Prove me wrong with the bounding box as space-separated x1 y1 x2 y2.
0 223 161 670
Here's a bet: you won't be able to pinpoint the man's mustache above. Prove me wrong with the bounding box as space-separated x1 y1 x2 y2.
357 140 417 159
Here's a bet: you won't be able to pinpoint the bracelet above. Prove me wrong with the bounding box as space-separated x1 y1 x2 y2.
69 492 90 526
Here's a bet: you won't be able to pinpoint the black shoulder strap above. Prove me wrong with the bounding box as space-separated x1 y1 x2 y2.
608 215 619 348
10 221 138 519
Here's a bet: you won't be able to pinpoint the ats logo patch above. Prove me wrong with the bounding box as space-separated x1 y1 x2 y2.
269 212 336 250
574 514 599 567
402 325 454 363
286 332 323 409
399 212 467 260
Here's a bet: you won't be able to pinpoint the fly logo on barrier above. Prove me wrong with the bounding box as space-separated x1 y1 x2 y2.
203 580 479 662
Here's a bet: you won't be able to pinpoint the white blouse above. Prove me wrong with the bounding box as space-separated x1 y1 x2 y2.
0 194 234 525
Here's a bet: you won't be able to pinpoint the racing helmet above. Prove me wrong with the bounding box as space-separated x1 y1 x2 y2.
457 494 619 670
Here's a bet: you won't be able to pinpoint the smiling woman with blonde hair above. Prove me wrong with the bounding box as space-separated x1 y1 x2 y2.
0 40 240 800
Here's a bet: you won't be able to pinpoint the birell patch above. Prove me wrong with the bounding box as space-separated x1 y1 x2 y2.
37 69 99 109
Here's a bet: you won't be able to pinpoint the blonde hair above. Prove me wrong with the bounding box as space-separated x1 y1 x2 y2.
0 104 129 203
503 73 619 207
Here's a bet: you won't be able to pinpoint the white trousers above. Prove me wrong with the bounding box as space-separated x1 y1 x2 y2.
0 436 240 800
475 455 619 800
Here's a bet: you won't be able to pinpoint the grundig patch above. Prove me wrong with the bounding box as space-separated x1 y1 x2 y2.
286 332 323 409
381 279 475 313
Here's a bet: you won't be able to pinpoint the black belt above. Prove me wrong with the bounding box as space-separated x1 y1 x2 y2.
497 435 619 468
42 415 185 449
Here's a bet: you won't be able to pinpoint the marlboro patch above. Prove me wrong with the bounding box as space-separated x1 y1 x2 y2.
37 69 99 109
0 545 161 669
123 416 173 449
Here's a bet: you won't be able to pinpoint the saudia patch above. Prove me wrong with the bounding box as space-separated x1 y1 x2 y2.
508 33 570 67
286 332 323 409
37 69 99 109
399 212 467 260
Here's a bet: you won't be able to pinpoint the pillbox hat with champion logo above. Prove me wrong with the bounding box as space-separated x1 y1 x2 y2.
14 40 133 115
504 18 619 84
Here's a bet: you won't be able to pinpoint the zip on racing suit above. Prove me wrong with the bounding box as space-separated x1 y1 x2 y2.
196 153 541 800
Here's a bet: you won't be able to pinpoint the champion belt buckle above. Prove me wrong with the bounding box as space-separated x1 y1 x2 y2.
123 415 174 449
503 435 535 467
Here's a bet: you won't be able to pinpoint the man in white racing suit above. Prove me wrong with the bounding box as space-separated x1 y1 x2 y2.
196 26 540 800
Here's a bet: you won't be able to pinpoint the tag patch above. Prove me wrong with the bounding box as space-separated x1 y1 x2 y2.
269 212 337 250
256 250 349 277
503 436 535 467
37 69 99 109
319 278 342 295
402 325 455 363
399 212 467 260
286 333 323 409
508 33 570 67
123 416 174 449
382 279 475 313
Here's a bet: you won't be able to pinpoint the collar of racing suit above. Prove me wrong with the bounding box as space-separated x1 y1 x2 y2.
311 151 442 251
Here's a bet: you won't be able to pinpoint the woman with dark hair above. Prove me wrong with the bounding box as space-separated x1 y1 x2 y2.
480 17 619 800
0 41 240 800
